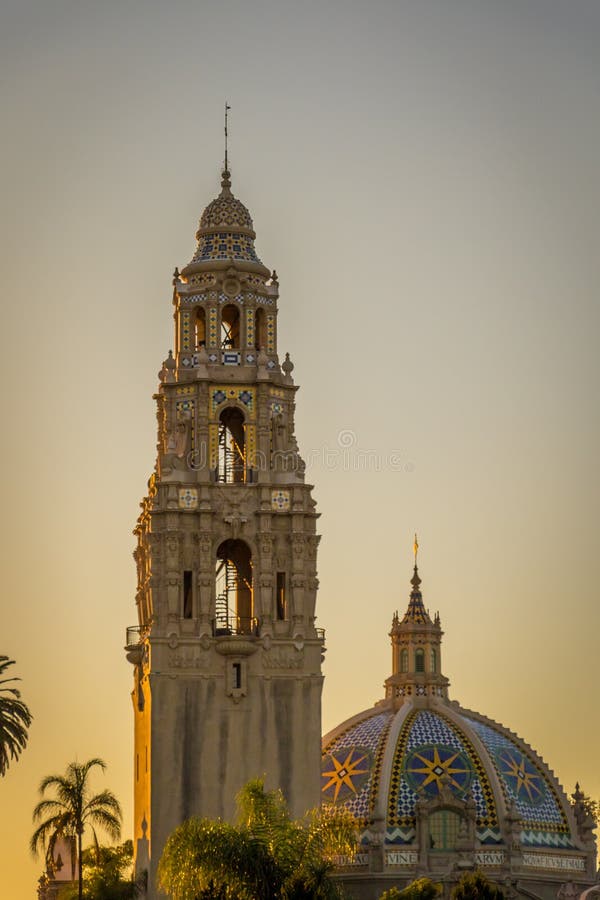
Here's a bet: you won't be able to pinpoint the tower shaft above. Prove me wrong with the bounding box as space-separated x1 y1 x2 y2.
126 171 324 896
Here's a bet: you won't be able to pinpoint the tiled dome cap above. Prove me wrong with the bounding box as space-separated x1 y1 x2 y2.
196 169 256 239
188 169 264 267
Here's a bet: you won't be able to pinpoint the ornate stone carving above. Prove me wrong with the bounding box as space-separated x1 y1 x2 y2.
168 646 208 668
262 647 304 669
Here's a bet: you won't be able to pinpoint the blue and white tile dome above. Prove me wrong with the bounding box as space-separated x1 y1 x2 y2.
321 702 577 850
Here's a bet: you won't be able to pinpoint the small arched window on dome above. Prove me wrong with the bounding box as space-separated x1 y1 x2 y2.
415 648 425 673
221 305 240 349
400 649 409 673
429 810 461 850
217 407 246 484
255 307 267 350
195 307 206 349
431 648 437 673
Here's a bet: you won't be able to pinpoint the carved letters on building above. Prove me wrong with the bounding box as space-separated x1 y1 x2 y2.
522 853 585 872
330 853 369 868
385 850 419 866
474 851 506 867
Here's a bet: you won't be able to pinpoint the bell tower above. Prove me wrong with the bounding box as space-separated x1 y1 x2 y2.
126 166 324 895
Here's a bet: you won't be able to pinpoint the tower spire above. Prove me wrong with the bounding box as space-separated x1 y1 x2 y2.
224 102 231 174
404 534 427 623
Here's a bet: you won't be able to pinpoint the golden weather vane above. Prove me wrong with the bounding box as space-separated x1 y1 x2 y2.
413 533 419 564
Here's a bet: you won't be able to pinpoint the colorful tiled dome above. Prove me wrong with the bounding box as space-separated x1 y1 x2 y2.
199 189 254 234
321 556 585 870
322 703 576 850
189 170 263 266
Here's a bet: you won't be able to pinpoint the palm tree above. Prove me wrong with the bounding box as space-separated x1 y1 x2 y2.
158 777 357 900
30 758 122 900
0 655 32 776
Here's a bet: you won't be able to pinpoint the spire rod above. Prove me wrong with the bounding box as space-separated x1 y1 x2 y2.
413 533 419 566
224 102 231 173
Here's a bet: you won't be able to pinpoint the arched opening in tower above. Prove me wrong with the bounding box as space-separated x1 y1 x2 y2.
217 407 246 483
255 307 266 349
221 304 240 349
215 539 254 635
195 307 206 348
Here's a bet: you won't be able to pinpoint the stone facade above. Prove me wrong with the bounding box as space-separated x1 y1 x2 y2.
126 170 324 898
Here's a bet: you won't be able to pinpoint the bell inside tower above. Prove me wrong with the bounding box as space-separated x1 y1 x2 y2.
221 304 240 349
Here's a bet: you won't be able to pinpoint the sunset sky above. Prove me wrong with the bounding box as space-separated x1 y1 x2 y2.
1 1 599 896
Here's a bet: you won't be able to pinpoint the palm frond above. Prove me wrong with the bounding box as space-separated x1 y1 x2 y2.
0 657 32 775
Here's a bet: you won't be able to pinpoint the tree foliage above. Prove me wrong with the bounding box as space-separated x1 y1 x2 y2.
0 655 32 776
379 878 441 900
57 841 145 900
158 778 357 900
31 758 123 900
451 870 504 900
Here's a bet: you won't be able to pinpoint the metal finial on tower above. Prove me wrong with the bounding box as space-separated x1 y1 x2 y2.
413 533 419 565
224 102 231 173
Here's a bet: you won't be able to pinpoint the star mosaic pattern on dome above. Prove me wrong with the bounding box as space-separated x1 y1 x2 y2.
321 711 394 826
458 713 575 848
387 710 500 845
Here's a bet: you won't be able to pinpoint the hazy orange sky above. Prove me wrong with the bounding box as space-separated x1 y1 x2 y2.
1 1 599 897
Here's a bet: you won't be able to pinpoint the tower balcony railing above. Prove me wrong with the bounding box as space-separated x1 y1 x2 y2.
126 625 142 646
212 615 260 637
315 627 326 641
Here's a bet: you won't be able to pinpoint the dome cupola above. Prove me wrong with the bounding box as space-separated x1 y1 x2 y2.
182 169 268 274
321 541 595 895
385 536 449 704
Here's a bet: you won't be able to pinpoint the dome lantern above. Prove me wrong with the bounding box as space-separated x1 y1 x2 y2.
385 537 449 705
181 168 270 278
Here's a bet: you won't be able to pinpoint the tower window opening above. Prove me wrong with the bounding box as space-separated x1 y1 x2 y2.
195 307 206 348
429 810 461 850
217 407 246 483
232 662 242 690
415 648 425 673
183 570 193 619
221 304 240 349
215 539 255 635
276 572 286 620
400 648 409 673
255 307 267 349
431 647 437 673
